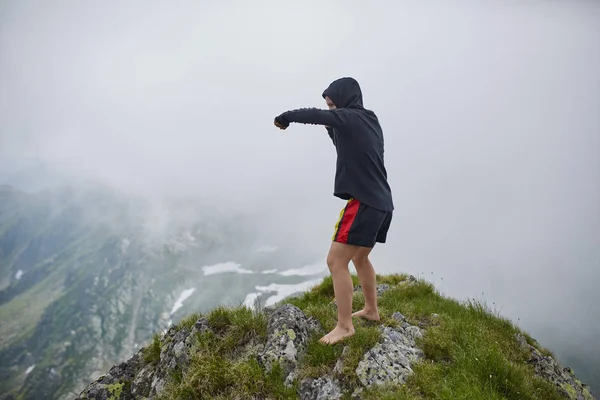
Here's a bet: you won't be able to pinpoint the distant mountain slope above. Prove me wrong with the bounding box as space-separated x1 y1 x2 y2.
0 184 325 400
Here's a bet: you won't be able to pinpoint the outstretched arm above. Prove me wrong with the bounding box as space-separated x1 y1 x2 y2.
274 108 347 130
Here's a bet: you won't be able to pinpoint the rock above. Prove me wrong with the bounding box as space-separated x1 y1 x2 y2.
184 317 209 347
351 387 364 399
516 334 595 400
398 275 418 288
149 325 193 397
257 304 321 381
355 322 424 388
391 312 406 322
333 346 351 375
331 284 392 308
299 376 342 400
353 284 391 297
76 349 144 399
130 364 154 398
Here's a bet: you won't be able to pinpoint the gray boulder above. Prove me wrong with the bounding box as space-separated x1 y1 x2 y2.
355 323 424 388
257 304 321 381
299 376 343 400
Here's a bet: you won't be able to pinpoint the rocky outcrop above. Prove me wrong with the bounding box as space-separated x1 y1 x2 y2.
516 334 594 400
258 303 321 381
75 350 144 400
76 317 211 400
75 301 425 400
299 376 343 400
299 313 426 400
355 317 425 388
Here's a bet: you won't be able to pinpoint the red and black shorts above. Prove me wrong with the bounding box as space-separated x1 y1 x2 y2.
332 198 393 248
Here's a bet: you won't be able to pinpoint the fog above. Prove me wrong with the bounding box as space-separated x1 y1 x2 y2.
1 0 599 388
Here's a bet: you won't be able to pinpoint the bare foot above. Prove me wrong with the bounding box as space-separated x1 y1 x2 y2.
319 325 355 345
352 308 381 321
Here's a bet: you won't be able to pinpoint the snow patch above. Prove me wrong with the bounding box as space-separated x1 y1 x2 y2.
279 261 326 277
170 288 196 315
25 365 35 374
256 278 323 306
261 269 278 274
202 262 253 276
15 269 24 280
243 292 261 308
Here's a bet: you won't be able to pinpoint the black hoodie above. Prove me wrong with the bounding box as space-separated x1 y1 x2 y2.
277 77 394 212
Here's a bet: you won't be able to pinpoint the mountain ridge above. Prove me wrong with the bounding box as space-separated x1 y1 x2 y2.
74 274 595 400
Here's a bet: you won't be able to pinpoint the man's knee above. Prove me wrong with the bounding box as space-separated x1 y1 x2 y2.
352 247 373 267
326 253 344 272
326 242 355 272
352 254 369 268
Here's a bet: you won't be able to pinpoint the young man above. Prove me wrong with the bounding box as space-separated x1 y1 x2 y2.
274 77 394 345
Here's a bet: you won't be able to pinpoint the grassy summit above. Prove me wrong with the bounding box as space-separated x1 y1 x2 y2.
79 273 594 400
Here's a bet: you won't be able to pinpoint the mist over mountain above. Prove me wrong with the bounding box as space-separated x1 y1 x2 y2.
0 181 330 399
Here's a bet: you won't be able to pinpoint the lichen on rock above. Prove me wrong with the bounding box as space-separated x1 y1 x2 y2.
355 322 425 388
516 333 594 400
299 375 343 400
257 303 321 381
75 317 211 400
75 349 142 400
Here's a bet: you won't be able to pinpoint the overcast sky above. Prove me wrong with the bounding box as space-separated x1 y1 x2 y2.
1 0 599 383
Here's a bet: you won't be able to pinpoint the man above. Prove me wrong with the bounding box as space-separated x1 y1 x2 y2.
274 77 394 345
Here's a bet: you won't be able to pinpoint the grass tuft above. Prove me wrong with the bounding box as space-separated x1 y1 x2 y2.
142 332 162 366
176 312 202 331
158 304 293 400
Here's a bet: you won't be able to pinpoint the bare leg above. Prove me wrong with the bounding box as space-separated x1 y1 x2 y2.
352 247 381 321
319 242 359 345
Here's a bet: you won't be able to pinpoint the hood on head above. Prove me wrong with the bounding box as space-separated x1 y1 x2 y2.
322 77 364 109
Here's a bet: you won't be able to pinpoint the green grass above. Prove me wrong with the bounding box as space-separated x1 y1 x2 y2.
361 278 563 399
142 333 162 366
161 353 297 400
148 274 567 400
204 305 268 354
157 305 292 400
176 312 202 331
287 274 564 399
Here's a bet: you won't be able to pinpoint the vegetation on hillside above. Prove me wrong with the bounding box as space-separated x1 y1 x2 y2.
146 273 585 400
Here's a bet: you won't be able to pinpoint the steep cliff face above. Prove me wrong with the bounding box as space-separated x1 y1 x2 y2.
0 185 316 400
75 275 595 400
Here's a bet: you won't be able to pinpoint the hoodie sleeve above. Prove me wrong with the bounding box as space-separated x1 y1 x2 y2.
279 108 347 129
